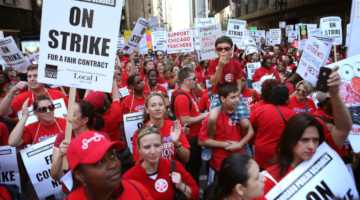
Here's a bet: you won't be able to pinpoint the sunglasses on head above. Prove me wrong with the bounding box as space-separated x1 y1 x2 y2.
216 47 231 51
36 105 55 113
296 88 307 94
137 124 159 134
186 76 196 80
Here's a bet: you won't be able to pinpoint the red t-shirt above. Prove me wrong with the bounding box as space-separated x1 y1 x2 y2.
144 82 167 94
198 90 211 112
174 89 202 139
250 99 269 113
313 108 334 120
285 83 295 95
195 71 205 84
66 180 153 200
132 119 191 162
141 73 166 84
250 105 296 169
119 56 130 70
287 96 316 115
199 113 245 171
263 133 348 195
100 101 121 141
123 159 199 200
252 66 281 83
286 63 296 71
0 122 9 146
119 92 149 122
208 58 243 94
242 88 260 106
22 118 66 146
167 78 177 90
268 54 283 62
11 89 69 114
54 87 79 100
122 70 129 84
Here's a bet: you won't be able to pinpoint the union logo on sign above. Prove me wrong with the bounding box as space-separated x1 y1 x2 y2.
155 179 168 193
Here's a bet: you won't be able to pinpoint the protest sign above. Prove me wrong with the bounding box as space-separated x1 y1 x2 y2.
151 31 167 51
123 112 144 153
198 23 222 61
345 24 350 47
251 74 275 94
117 37 125 50
347 0 360 57
286 25 294 36
295 23 302 32
124 31 132 42
227 19 246 49
245 30 255 36
266 143 359 200
167 30 194 54
146 30 152 50
38 0 122 93
222 31 227 36
288 31 298 43
0 36 31 72
0 146 21 190
242 36 258 55
255 30 265 40
20 137 62 199
148 16 160 31
252 35 261 50
298 24 317 50
153 27 166 32
17 98 67 127
195 18 216 60
279 21 286 29
308 29 321 38
297 37 328 86
326 54 360 152
266 31 271 46
311 35 335 65
292 40 299 48
0 31 3 38
138 33 148 54
33 52 40 64
121 18 150 55
246 62 261 80
320 17 343 45
270 29 281 45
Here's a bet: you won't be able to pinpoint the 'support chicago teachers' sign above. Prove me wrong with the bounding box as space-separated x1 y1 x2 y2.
38 0 123 93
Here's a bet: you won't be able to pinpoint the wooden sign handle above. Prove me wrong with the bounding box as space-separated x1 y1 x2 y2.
59 86 66 95
333 45 337 63
62 87 76 170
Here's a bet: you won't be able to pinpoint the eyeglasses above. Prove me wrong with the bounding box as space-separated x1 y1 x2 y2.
241 79 247 82
137 124 159 134
134 80 142 85
216 47 231 51
36 105 55 113
157 54 163 56
186 76 196 80
116 73 122 76
296 88 307 94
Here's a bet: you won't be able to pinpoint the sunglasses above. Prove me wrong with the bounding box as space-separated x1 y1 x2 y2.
134 80 142 85
296 88 307 94
36 104 55 113
116 73 122 76
157 54 163 56
137 124 159 134
186 76 196 80
216 47 231 51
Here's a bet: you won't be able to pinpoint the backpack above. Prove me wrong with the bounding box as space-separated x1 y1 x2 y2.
169 92 192 120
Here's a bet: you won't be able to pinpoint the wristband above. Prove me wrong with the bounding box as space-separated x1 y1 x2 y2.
6 94 14 99
182 183 186 193
174 142 182 148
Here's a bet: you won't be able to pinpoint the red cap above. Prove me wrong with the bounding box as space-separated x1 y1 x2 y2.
66 131 125 171
84 91 105 110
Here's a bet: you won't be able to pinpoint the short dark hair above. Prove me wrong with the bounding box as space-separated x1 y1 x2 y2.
261 57 272 67
261 79 279 102
178 67 194 86
215 36 233 48
127 75 139 87
147 69 159 77
269 86 289 106
218 83 238 99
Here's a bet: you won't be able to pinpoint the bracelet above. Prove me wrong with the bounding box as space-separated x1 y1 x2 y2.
6 94 14 99
174 142 182 148
181 183 186 193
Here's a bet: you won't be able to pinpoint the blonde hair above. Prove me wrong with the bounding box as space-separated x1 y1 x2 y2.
296 80 313 94
142 92 166 124
136 125 162 147
114 65 122 72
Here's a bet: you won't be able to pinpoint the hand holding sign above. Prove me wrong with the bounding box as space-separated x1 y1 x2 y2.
59 140 70 157
170 120 182 144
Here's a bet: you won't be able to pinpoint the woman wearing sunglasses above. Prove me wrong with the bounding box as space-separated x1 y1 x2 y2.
132 93 190 163
144 69 168 94
8 95 66 147
287 80 316 115
123 125 199 199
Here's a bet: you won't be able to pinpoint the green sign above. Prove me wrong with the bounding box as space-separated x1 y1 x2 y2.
250 27 257 31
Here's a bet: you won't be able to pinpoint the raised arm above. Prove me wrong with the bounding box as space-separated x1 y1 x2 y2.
8 99 29 147
0 81 27 117
173 51 182 66
194 49 200 68
129 53 136 76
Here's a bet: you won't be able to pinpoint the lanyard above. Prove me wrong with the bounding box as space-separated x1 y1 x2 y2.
32 118 63 146
32 89 53 102
129 92 146 114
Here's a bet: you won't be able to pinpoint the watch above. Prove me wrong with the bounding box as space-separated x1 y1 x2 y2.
174 142 182 148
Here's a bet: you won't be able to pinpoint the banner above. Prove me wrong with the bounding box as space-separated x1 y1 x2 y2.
123 112 144 153
138 33 148 54
295 23 302 32
151 31 167 51
167 30 194 54
198 23 222 61
0 36 31 72
20 137 62 199
285 25 294 36
297 37 328 86
347 0 360 57
245 30 255 36
246 62 261 80
243 36 257 55
33 52 40 64
326 54 360 152
0 146 21 190
288 31 298 43
38 0 122 93
308 29 321 38
311 35 335 66
255 30 265 40
252 35 261 50
266 143 359 200
146 30 152 50
195 18 216 61
279 21 286 29
266 31 271 46
121 18 150 54
320 17 343 45
117 37 125 50
148 16 160 32
270 29 281 45
227 19 246 49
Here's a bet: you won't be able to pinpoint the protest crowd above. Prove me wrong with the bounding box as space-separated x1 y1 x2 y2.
0 1 360 200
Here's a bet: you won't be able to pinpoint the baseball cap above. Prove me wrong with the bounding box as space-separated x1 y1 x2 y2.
84 91 105 110
316 92 330 104
66 131 125 171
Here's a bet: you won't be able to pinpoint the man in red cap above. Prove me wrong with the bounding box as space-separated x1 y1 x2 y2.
66 131 153 200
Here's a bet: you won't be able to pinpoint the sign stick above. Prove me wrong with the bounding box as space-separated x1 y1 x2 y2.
333 45 337 62
62 87 76 170
232 43 235 58
59 86 66 95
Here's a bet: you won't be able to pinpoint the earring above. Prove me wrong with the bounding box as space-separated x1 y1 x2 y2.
83 182 86 186
324 106 326 109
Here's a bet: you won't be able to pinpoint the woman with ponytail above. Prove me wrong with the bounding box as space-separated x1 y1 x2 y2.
204 153 266 200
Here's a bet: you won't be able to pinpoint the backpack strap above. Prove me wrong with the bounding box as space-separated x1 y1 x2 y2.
171 160 176 173
175 92 193 111
275 105 287 124
122 179 145 200
261 171 278 185
305 99 308 113
250 89 257 104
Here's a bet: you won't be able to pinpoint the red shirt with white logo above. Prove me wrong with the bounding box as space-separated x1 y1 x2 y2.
287 96 316 115
144 82 167 94
22 117 66 145
132 119 191 162
174 89 202 139
123 159 199 200
119 91 149 122
199 113 245 171
208 58 243 94
241 88 260 106
252 66 281 83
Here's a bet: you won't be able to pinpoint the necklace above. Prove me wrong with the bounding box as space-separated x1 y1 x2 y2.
129 92 146 113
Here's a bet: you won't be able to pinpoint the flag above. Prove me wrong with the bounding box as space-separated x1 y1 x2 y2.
347 0 360 57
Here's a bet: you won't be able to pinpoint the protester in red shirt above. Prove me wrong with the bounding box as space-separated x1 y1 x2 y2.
65 131 153 200
0 122 8 146
124 125 199 200
287 80 316 114
263 66 351 194
199 83 252 184
250 79 279 113
168 66 180 90
157 61 166 81
115 66 131 99
8 95 66 147
140 60 165 83
271 56 278 69
250 86 296 170
276 61 287 83
0 65 69 118
132 93 190 162
144 69 167 94
116 49 130 70
50 100 105 198
284 54 296 71
268 45 283 62
252 57 281 83
0 72 10 97
204 153 267 200
198 87 212 112
164 66 173 87
240 75 260 107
